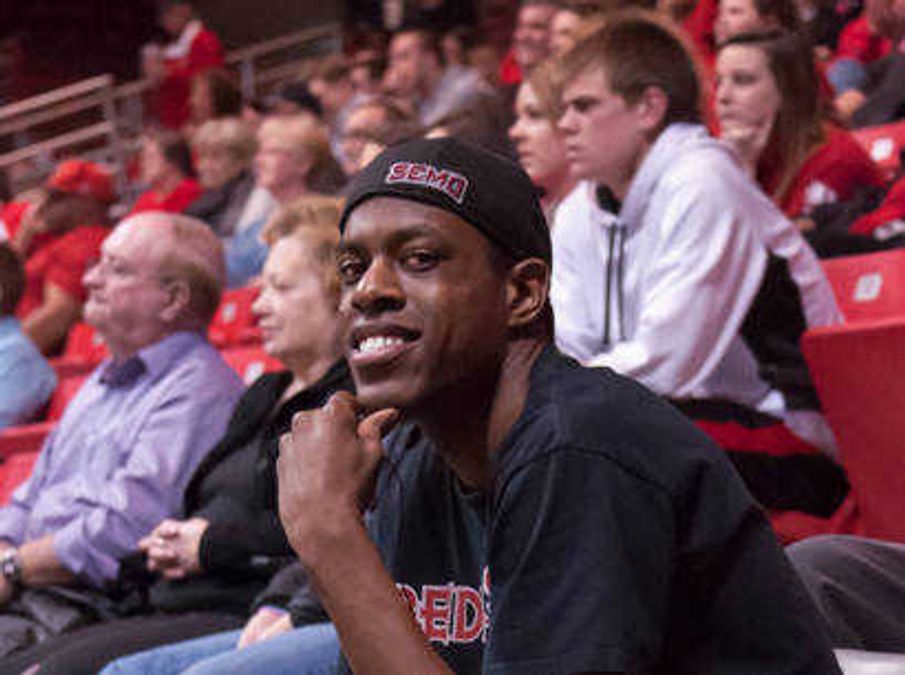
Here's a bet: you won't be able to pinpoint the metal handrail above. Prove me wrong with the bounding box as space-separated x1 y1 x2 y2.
0 22 342 194
0 75 113 123
0 122 114 168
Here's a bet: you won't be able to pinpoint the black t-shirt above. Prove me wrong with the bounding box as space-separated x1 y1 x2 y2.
369 347 840 674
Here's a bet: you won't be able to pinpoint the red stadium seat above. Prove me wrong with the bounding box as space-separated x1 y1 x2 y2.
0 422 54 505
0 451 41 505
802 319 905 542
46 374 89 422
220 346 282 385
209 286 261 348
821 250 905 322
852 120 905 182
50 322 109 377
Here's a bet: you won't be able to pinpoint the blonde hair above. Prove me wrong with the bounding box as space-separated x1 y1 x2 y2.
264 195 344 305
257 114 334 185
192 117 258 165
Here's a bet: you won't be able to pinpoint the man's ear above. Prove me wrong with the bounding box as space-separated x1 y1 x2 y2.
505 258 550 329
634 85 669 133
159 278 191 324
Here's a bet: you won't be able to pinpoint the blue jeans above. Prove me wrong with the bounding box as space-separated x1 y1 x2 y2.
100 622 340 675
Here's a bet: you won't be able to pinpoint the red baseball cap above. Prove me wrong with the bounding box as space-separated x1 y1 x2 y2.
46 160 115 204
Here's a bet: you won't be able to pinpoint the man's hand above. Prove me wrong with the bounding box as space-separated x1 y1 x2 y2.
277 391 398 564
835 89 867 123
237 606 293 649
138 517 209 580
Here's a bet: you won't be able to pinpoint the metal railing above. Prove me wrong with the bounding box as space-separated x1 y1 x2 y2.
0 22 342 196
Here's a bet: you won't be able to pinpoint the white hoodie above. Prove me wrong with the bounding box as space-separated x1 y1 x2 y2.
552 123 841 450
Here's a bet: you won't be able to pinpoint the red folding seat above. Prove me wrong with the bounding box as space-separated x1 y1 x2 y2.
220 346 282 385
209 286 261 348
852 120 905 181
0 450 42 505
46 374 89 422
802 319 905 542
50 322 109 378
821 249 905 323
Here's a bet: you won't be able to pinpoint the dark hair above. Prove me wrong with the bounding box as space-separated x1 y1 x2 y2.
0 243 24 315
720 30 823 200
560 9 702 126
396 28 445 66
147 129 195 178
192 68 243 119
752 0 801 34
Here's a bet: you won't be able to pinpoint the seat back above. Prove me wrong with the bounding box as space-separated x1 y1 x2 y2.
220 346 282 385
852 120 905 181
46 374 89 422
209 286 261 348
802 319 905 542
821 250 905 322
62 322 109 365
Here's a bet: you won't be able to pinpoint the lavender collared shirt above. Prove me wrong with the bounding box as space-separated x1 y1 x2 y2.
0 331 243 585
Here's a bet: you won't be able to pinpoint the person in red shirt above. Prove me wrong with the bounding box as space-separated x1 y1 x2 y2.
128 130 201 216
144 0 225 130
12 160 113 355
716 30 883 222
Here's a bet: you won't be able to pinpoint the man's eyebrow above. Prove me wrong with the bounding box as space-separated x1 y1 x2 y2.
340 224 446 253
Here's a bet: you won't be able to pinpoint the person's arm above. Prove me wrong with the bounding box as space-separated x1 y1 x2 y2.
0 349 56 428
21 283 82 355
277 392 451 674
49 375 239 586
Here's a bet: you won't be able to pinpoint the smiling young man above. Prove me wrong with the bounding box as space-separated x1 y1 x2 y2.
275 136 840 674
552 11 848 519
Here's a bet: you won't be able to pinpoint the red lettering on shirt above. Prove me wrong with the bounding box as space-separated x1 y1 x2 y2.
452 585 486 643
421 585 453 644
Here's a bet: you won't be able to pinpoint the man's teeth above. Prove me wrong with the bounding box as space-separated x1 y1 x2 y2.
358 336 406 354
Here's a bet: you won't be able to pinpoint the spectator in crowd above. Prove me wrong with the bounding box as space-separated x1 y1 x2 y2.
143 0 225 130
509 59 576 222
128 130 202 216
826 10 892 95
0 243 55 429
264 81 324 119
834 0 905 127
714 0 801 44
499 0 560 85
307 54 365 152
716 30 882 222
550 0 609 56
441 25 502 87
185 117 258 238
163 136 841 674
2 201 353 674
225 114 343 288
188 68 243 129
12 160 113 356
384 27 496 129
788 535 905 653
337 97 420 177
553 11 847 519
0 213 242 658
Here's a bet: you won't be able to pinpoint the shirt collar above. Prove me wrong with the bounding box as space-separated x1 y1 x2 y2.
102 331 205 386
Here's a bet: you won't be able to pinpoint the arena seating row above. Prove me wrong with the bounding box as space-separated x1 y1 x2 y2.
2 250 905 530
800 248 905 543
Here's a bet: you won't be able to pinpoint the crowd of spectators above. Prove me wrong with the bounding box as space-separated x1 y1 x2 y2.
0 0 904 670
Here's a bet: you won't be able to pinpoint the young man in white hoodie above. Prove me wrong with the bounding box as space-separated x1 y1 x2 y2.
553 10 847 518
